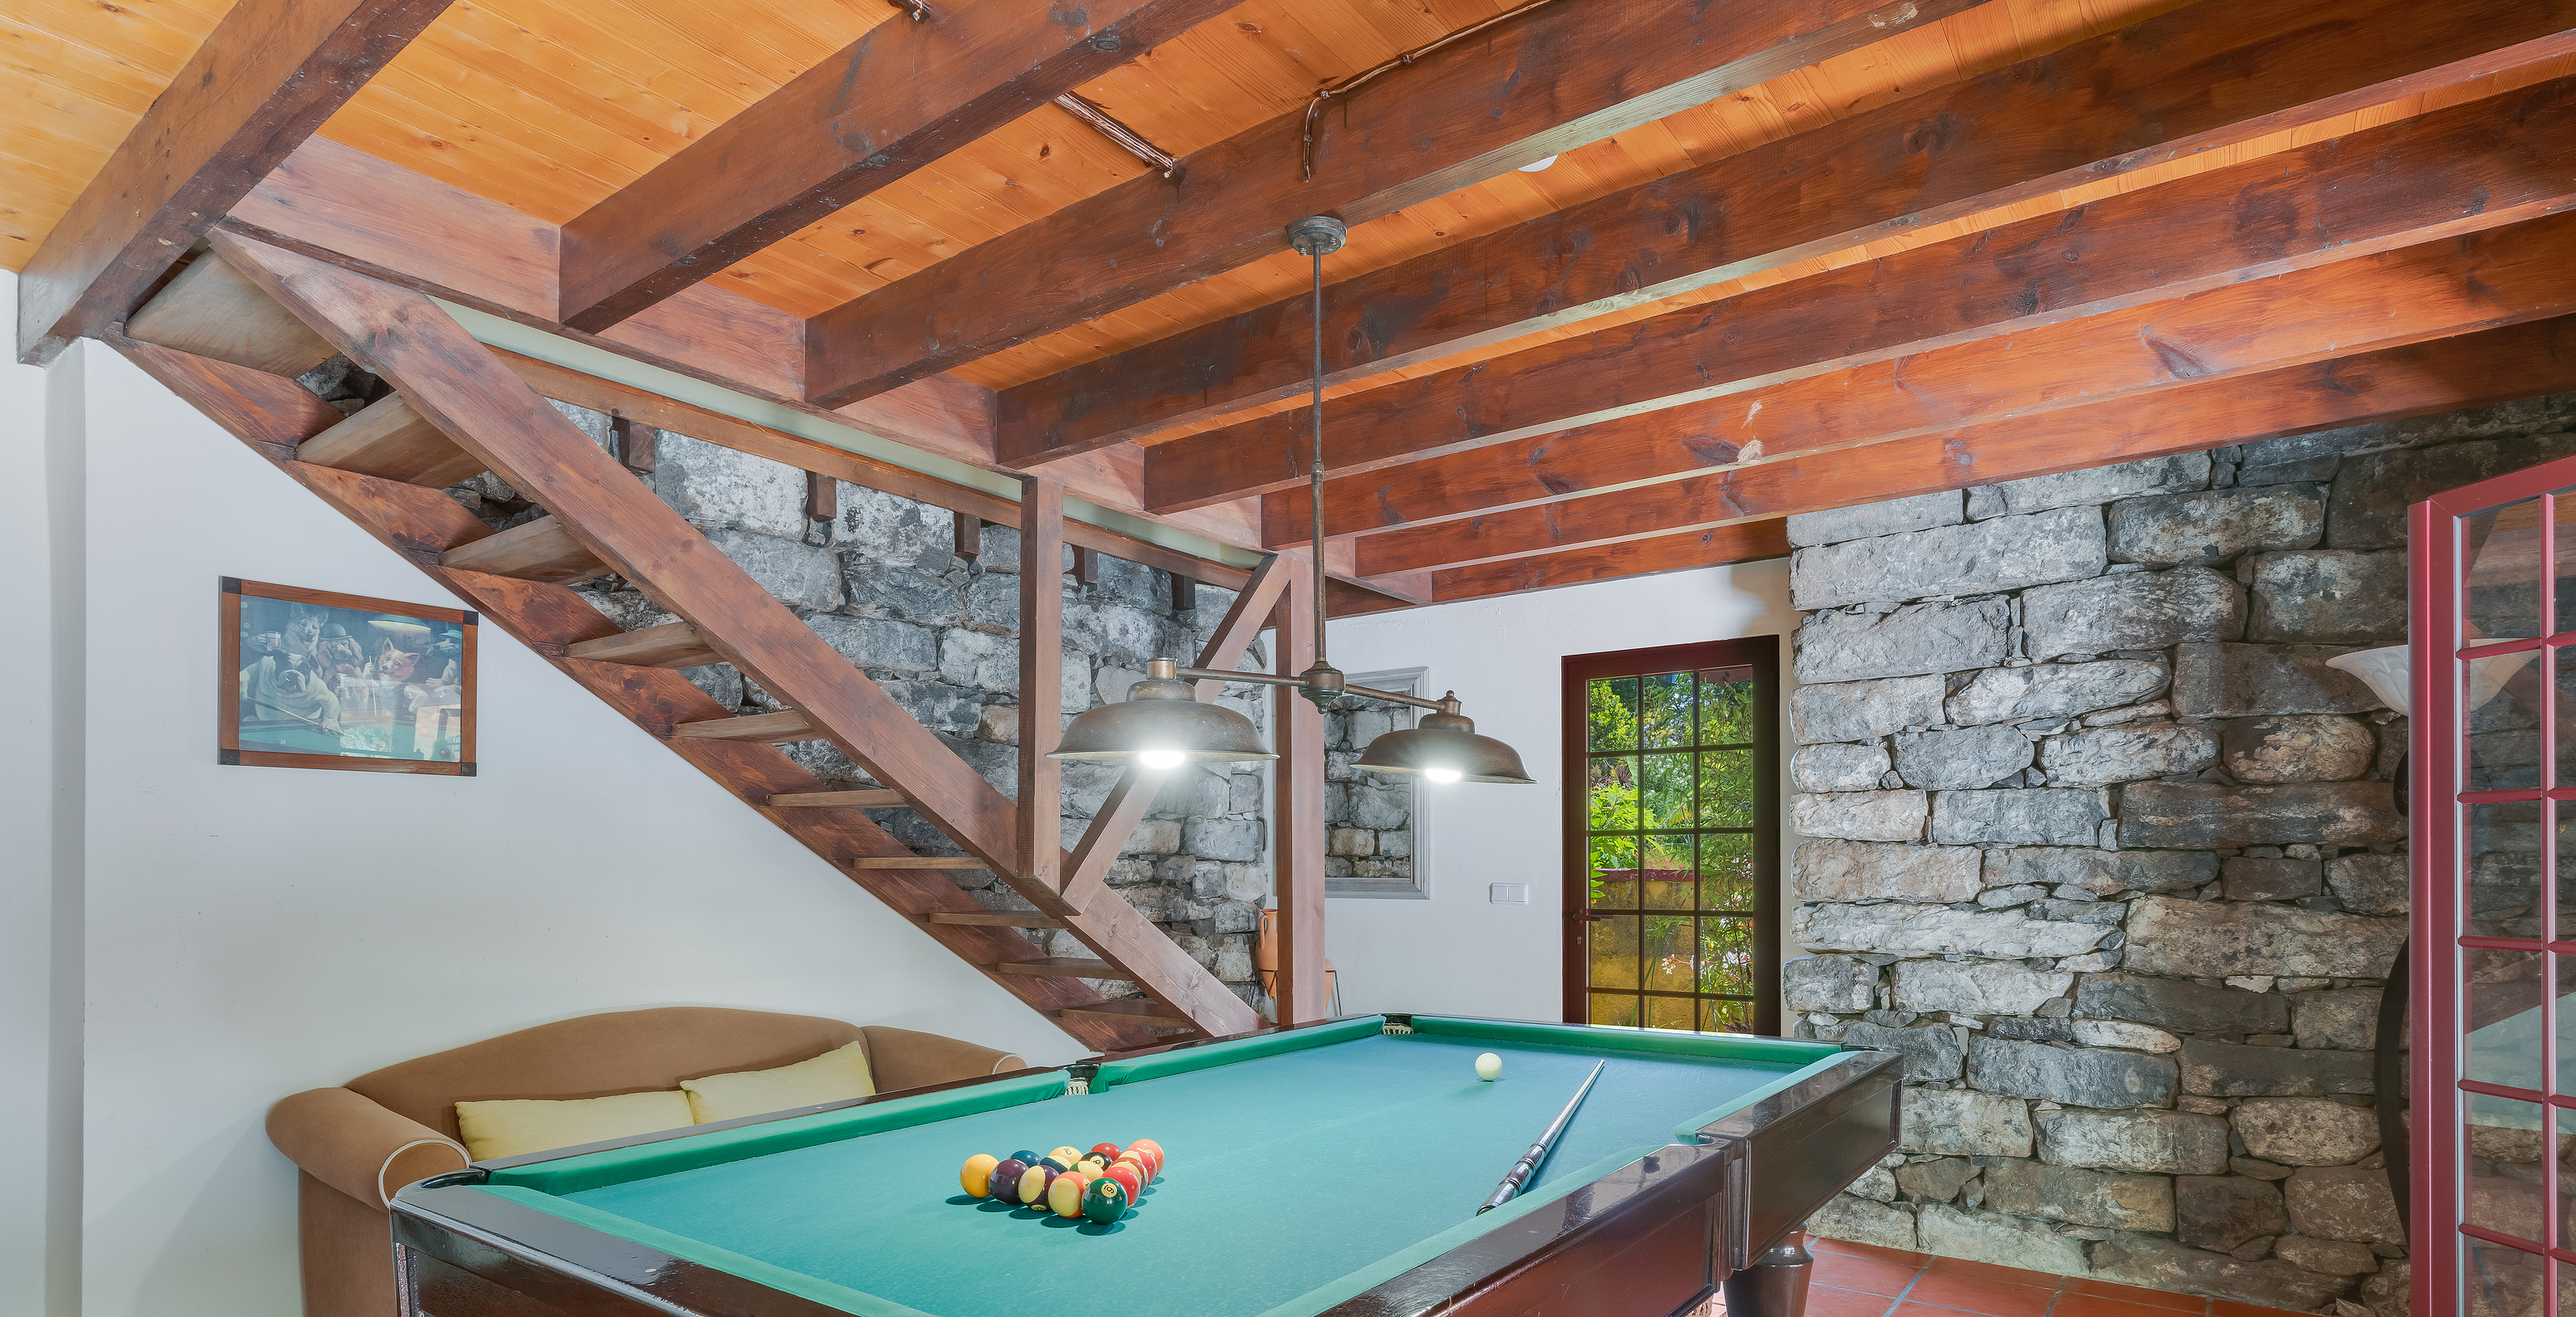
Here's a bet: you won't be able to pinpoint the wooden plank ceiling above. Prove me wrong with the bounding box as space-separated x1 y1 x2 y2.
15 0 2576 608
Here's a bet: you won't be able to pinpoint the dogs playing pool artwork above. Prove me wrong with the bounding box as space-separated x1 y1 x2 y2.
222 580 476 773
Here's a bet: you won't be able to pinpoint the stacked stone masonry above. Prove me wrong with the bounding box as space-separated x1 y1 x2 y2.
1789 393 2576 1315
300 359 1277 1017
1325 693 1418 893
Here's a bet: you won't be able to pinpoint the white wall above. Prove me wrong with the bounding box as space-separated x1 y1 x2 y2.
51 337 1091 1317
1320 562 1797 1023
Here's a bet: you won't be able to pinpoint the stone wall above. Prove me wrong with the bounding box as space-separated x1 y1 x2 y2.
1788 393 2576 1314
1325 691 1419 895
301 359 1276 1016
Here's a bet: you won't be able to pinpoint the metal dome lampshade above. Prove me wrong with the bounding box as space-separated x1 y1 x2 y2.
1353 697 1534 784
1051 660 1275 769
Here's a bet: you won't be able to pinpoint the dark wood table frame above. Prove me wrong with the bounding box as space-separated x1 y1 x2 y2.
390 1017 1900 1317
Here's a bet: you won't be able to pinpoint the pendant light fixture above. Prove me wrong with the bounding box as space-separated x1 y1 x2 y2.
1049 216 1532 787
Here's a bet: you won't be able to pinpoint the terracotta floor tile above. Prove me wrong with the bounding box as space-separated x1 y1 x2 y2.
2209 1301 2316 1317
1813 1238 1935 1267
1805 1285 1901 1317
1922 1256 2065 1286
2053 1296 2205 1317
1902 1272 2060 1317
1813 1254 1933 1298
2058 1278 2204 1313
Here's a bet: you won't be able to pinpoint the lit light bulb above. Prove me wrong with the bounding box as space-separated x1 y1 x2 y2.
1139 749 1186 770
1423 767 1463 784
1518 155 1559 173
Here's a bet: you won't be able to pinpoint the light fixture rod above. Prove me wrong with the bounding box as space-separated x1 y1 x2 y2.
1168 664 1451 713
1309 243 1329 670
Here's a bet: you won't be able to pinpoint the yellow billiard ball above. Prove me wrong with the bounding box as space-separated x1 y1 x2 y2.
1476 1052 1503 1081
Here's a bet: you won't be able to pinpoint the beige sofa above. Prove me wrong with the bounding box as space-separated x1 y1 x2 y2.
266 1007 1024 1317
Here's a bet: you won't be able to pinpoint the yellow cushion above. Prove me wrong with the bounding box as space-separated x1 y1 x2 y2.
681 1040 876 1124
454 1090 695 1162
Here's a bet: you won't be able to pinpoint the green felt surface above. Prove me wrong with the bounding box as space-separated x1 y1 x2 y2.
486 1020 1837 1317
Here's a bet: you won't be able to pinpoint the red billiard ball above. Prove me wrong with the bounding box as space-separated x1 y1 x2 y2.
1089 1142 1122 1163
1104 1163 1143 1203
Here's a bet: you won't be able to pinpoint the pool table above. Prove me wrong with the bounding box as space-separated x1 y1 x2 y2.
392 1015 1900 1317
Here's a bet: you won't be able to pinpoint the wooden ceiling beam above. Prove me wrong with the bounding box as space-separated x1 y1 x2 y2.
802 0 1978 410
1427 521 1795 602
1161 75 2576 515
1286 206 2576 561
1403 315 2576 602
556 0 1247 333
14 0 454 363
1022 0 2576 470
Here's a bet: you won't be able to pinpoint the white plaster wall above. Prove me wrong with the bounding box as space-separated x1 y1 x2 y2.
64 343 1090 1317
1319 562 1797 1024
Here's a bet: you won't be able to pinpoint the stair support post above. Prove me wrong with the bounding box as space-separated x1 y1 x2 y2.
1271 557 1329 1027
1019 475 1065 893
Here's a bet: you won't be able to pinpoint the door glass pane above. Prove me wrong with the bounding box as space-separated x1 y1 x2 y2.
1645 995 1695 1032
2558 646 2576 788
1589 993 1640 1028
1588 678 1639 750
1699 832 1756 911
2556 490 2576 635
1641 835 1694 910
2464 1236 2547 1317
1702 998 1754 1034
2468 496 2545 646
2469 651 2545 791
1589 757 1638 829
1640 672 1693 749
1643 914 1694 993
2471 802 2548 940
2468 1094 2553 1245
1698 667 1757 746
2469 949 2546 1093
1699 749 1757 827
1640 752 1692 827
1700 916 1755 996
1589 837 1637 910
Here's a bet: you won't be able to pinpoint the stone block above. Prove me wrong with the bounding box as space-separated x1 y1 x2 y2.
937 629 1017 693
1783 954 1879 1013
1793 791 1928 841
1795 904 2110 958
1978 1159 2173 1231
2023 566 2243 658
2109 485 2325 566
2088 1233 2354 1312
2040 723 2218 788
1793 840 1982 904
1991 848 2215 897
1930 789 2106 846
1903 1089 2036 1157
2293 988 2381 1051
2220 715 2376 783
2284 1166 2403 1243
1810 1194 1920 1251
1127 818 1184 855
1842 1022 1966 1081
2329 432 2576 548
1790 507 2108 608
1945 659 2169 727
1328 827 1375 856
842 558 964 624
1849 1163 1900 1202
2037 1108 2231 1174
2170 642 2381 716
2233 1098 2379 1166
1969 453 2213 518
2359 1261 2410 1317
2222 856 2324 901
2116 782 2404 850
1063 599 1168 671
655 433 806 537
1895 725 2035 789
2174 1175 2288 1252
877 680 980 738
1793 675 1946 743
837 485 956 568
2325 854 2408 915
1793 743 1894 793
2244 549 2408 644
1796 599 2011 685
1184 817 1264 863
2071 1020 2182 1052
2121 895 2405 978
806 613 939 674
1788 489 1965 546
2032 899 2129 925
1916 1204 2091 1276
1895 1156 1979 1203
1967 1037 2178 1108
1988 1018 2074 1041
2077 973 2289 1034
2180 1039 2372 1097
1891 960 2073 1015
705 528 843 610
2271 1236 2377 1276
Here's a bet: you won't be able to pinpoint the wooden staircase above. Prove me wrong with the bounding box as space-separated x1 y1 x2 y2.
116 230 1290 1053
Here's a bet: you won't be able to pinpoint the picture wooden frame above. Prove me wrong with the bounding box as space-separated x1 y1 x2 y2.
219 578 477 775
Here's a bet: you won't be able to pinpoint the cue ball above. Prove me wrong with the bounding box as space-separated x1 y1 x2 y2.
1475 1052 1503 1081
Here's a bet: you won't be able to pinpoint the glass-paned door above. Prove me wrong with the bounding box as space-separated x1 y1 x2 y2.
1562 640 1779 1035
2422 460 2576 1317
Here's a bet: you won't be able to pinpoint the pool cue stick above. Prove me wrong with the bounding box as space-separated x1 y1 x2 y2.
1476 1061 1607 1215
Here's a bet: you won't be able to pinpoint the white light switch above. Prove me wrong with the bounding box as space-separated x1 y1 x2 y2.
1490 883 1529 905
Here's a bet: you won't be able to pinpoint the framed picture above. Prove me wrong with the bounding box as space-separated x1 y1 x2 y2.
1325 666 1430 900
220 578 476 775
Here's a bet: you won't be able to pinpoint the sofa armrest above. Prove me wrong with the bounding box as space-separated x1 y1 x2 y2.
861 1026 1025 1093
269 1087 470 1209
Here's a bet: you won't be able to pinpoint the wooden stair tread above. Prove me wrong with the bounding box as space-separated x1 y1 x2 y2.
925 910 1067 929
848 856 988 869
566 620 720 669
297 393 485 487
771 788 906 808
1058 998 1189 1022
440 516 611 584
995 958 1129 978
672 710 814 742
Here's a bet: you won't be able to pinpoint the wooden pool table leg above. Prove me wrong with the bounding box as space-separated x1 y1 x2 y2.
1719 1228 1814 1317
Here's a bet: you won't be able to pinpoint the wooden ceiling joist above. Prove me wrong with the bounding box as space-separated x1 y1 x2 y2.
1013 0 2576 475
1404 315 2576 602
555 0 1247 333
1164 74 2576 517
1276 204 2576 560
799 0 1978 409
15 0 455 363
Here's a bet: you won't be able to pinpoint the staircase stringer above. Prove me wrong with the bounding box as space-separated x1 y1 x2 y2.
112 334 1165 1052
